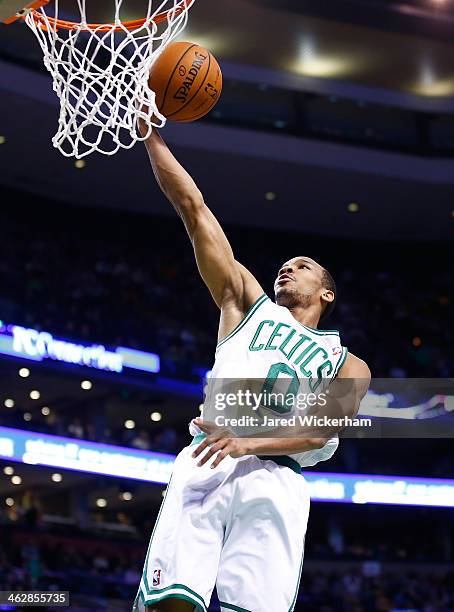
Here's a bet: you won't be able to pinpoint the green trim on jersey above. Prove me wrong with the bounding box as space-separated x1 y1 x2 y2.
191 433 207 446
217 294 268 349
296 320 340 337
332 347 348 379
273 301 339 336
260 455 301 474
216 293 340 350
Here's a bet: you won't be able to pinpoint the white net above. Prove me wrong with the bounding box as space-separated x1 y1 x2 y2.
25 0 193 158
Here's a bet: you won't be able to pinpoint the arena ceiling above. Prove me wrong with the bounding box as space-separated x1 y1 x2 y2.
183 0 454 98
3 0 454 99
1 0 454 239
1 80 454 241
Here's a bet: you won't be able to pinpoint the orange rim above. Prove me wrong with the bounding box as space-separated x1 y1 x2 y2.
27 0 194 31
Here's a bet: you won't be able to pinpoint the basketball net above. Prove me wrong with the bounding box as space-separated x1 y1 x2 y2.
24 0 194 158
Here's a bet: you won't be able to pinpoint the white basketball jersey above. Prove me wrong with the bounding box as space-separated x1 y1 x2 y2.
203 294 348 468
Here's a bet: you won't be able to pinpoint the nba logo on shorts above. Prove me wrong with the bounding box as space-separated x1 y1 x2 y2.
152 569 162 586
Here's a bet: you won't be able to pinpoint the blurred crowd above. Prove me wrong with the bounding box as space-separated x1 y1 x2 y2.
299 569 454 611
0 518 453 611
0 524 144 604
1 403 184 454
0 192 452 379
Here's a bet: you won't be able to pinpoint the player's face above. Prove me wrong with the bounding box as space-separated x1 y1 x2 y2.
274 256 325 307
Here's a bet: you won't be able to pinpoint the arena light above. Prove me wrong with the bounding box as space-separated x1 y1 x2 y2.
51 473 63 483
96 498 107 508
3 466 14 476
5 497 14 507
0 426 453 507
293 37 358 79
295 55 354 78
175 31 229 56
124 419 136 430
0 136 5 145
11 475 22 485
120 491 133 501
41 406 50 416
116 347 161 374
414 79 454 96
4 399 14 408
150 412 162 422
81 380 93 390
0 426 174 485
414 60 454 96
29 390 40 400
0 323 160 375
23 413 32 422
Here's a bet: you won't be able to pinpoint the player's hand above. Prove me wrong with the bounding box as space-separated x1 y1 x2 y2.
137 112 161 138
192 418 249 469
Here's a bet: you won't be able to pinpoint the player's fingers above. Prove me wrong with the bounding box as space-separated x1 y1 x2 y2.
197 440 226 466
192 431 225 458
192 438 211 458
194 418 216 433
197 440 227 467
210 448 228 469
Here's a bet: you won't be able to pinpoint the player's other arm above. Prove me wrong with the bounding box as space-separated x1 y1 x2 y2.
141 128 263 334
239 356 370 459
336 353 371 416
194 353 371 466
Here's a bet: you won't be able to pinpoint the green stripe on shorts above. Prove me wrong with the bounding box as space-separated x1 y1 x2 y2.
141 584 207 611
219 602 252 612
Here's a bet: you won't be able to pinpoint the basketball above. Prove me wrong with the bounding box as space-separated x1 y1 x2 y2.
148 41 223 123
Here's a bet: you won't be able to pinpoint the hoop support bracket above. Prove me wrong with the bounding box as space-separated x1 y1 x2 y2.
1 0 49 24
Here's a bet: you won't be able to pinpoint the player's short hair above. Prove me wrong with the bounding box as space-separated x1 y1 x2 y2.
320 267 337 320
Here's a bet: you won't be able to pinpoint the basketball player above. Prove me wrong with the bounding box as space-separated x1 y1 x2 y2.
134 127 371 612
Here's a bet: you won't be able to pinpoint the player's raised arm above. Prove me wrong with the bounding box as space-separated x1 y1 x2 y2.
141 128 264 327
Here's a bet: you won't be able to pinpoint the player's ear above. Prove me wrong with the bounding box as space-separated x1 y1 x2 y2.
321 289 335 306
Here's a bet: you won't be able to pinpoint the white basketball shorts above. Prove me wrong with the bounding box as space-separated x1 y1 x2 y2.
133 438 310 612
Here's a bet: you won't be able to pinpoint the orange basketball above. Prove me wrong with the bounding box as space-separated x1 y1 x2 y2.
149 41 222 123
